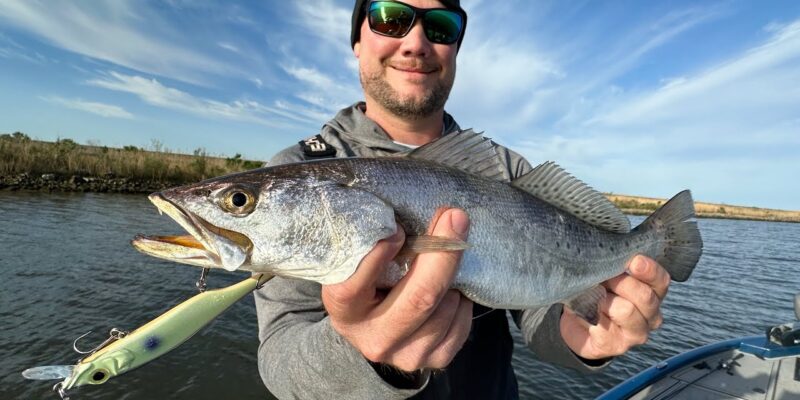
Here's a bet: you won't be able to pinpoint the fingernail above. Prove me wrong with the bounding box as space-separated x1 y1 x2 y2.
631 256 648 273
450 209 470 236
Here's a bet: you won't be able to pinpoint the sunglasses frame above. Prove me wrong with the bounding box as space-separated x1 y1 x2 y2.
366 0 466 45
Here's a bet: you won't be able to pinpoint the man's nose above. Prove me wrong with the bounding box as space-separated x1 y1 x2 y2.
399 20 432 57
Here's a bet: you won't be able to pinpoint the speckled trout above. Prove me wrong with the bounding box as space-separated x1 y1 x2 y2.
132 130 702 309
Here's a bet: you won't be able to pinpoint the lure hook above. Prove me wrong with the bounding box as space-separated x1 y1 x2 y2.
53 382 69 400
196 267 210 292
72 328 128 356
72 331 95 355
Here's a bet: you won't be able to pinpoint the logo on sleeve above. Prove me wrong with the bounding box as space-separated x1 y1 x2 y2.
299 135 336 158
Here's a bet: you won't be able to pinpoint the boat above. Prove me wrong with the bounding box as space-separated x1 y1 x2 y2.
598 295 800 399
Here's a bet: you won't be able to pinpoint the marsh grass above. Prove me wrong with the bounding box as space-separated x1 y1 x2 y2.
606 194 800 223
0 133 263 183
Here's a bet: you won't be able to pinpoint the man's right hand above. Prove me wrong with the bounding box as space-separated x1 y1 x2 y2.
321 208 473 372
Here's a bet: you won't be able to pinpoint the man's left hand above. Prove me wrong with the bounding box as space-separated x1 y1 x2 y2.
560 255 670 360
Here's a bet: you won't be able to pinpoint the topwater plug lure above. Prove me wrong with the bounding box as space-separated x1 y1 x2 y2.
22 273 272 399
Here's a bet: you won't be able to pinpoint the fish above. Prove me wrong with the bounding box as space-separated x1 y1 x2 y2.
23 274 272 396
132 130 702 310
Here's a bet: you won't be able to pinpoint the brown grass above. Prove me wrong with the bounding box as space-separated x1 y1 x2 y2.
606 194 800 223
0 133 262 183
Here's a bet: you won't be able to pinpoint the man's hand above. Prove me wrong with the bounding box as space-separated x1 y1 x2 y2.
322 209 474 372
560 255 670 360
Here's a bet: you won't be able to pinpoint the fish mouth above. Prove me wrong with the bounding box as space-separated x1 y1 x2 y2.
131 193 253 271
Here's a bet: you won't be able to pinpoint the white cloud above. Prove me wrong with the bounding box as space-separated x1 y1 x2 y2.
293 1 351 51
0 0 239 85
87 71 317 128
589 20 800 128
41 96 134 119
217 42 240 53
282 65 362 112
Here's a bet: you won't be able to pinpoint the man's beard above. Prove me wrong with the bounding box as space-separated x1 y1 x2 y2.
360 65 453 120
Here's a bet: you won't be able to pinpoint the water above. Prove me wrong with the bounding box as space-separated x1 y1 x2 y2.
1 192 799 399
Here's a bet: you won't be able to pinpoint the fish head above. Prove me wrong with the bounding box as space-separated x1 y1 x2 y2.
133 166 397 284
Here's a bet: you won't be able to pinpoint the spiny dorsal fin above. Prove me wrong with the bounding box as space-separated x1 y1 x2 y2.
513 162 631 233
406 129 507 182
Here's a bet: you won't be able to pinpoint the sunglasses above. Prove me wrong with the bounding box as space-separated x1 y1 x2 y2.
367 1 465 45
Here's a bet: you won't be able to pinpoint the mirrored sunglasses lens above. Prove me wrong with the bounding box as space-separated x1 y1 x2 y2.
424 10 462 44
369 2 415 37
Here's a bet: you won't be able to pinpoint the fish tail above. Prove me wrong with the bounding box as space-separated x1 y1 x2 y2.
634 190 703 282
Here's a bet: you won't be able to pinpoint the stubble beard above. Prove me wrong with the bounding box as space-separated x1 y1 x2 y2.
360 66 454 120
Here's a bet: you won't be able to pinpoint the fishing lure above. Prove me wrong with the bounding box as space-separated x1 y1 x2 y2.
23 273 271 399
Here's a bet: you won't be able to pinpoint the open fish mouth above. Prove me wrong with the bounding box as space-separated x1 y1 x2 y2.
131 193 253 271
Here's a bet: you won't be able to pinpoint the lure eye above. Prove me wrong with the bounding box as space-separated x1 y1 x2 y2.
91 369 109 384
220 187 256 215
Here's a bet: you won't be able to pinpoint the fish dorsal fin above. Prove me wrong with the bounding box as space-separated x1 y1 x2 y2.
513 162 631 233
406 129 507 182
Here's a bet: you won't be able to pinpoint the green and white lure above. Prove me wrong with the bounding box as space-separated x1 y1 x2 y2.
23 274 271 399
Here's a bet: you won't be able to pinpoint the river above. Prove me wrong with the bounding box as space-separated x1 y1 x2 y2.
1 192 798 399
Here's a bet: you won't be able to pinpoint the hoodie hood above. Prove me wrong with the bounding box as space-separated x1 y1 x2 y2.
322 102 462 156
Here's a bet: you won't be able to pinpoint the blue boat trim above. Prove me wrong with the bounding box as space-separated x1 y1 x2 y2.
597 335 800 399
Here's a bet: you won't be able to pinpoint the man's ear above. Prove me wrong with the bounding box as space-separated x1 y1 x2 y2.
353 41 361 58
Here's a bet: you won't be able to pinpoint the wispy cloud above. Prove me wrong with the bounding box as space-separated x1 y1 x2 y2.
41 96 133 119
0 0 239 85
589 20 800 129
87 71 318 129
217 42 240 53
0 32 47 64
282 65 361 112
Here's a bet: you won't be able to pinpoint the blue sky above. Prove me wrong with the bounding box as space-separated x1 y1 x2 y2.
0 1 798 210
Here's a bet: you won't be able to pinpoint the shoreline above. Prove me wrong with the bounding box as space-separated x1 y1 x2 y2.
2 172 797 224
607 194 800 224
0 172 175 193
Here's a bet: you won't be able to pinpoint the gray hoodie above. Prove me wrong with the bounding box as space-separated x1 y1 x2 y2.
254 103 608 400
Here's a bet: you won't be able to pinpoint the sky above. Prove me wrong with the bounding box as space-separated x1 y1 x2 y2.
0 0 798 210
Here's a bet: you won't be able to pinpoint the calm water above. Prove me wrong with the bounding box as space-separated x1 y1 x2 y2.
1 192 799 399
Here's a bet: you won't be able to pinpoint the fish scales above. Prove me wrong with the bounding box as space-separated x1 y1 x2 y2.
314 157 650 309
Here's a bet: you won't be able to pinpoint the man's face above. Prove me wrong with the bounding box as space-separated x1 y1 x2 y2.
354 0 459 120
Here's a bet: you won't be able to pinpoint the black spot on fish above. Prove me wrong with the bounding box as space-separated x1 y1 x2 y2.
144 335 161 351
192 189 212 197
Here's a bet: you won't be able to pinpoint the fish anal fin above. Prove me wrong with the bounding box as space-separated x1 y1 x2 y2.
513 162 631 233
562 285 607 325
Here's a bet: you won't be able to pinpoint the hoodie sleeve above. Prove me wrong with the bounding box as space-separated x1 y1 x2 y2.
512 306 611 372
255 146 427 399
255 277 428 399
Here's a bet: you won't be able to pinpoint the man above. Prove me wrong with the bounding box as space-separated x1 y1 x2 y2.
255 1 670 398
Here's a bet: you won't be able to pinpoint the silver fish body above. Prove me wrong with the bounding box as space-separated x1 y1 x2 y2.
133 131 702 310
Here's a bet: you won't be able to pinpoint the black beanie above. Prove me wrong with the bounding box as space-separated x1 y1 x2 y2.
351 0 467 49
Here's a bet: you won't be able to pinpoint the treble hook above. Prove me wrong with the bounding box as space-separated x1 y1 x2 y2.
73 328 128 355
53 382 69 400
196 267 210 292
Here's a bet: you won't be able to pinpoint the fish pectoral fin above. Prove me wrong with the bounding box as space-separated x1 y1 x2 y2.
404 235 470 254
562 285 607 325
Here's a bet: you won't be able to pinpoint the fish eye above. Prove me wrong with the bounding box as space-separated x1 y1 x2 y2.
220 187 256 215
231 192 248 207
